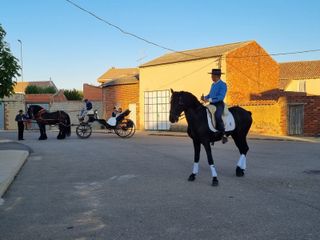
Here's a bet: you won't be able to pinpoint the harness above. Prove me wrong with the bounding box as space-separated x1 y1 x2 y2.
35 109 62 125
35 109 47 120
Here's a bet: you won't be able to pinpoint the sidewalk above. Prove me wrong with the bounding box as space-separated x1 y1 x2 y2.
0 139 31 198
147 131 320 143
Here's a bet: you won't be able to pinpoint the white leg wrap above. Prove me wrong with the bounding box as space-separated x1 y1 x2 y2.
237 154 246 169
210 165 218 177
192 163 199 174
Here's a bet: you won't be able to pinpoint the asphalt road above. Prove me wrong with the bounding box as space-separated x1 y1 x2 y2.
0 130 320 240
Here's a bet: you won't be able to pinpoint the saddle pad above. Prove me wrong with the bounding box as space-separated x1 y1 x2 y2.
206 105 235 132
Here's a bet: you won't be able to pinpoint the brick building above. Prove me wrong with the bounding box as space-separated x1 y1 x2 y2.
280 60 320 95
278 60 320 136
97 67 139 127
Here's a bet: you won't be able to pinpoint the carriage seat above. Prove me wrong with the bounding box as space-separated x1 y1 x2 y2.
205 104 235 132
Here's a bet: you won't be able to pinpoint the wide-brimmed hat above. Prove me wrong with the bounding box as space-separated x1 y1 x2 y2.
208 69 224 75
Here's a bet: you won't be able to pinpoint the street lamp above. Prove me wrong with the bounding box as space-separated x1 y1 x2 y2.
17 39 23 82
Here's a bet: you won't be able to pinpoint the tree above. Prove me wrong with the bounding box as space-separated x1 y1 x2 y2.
25 85 56 94
63 89 83 100
0 24 20 98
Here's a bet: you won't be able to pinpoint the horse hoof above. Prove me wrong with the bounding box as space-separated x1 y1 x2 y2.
188 173 196 181
236 166 245 177
212 177 219 186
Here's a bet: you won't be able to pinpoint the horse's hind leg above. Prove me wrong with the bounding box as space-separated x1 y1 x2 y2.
57 124 65 139
232 133 249 177
188 139 201 181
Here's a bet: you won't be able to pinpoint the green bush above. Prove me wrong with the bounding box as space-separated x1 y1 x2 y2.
63 89 83 100
25 85 56 94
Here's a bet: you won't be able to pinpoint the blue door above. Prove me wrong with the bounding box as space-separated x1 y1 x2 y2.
0 102 4 130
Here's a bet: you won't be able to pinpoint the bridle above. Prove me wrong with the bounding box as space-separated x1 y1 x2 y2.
171 95 186 121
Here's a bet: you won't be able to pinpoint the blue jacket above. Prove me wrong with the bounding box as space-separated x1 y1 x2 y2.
204 80 227 103
86 101 93 110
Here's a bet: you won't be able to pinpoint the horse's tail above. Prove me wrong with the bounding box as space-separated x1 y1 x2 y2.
65 113 71 137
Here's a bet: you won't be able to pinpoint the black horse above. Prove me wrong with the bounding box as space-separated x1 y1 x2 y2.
27 105 71 140
169 90 252 186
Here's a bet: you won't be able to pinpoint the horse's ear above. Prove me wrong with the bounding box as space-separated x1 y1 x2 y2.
170 88 174 94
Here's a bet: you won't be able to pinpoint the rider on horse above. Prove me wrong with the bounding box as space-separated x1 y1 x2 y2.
201 68 228 144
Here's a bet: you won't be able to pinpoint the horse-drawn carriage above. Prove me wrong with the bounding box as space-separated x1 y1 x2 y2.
75 109 136 139
27 105 136 140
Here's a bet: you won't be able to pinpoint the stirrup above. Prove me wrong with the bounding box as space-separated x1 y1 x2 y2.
222 135 228 144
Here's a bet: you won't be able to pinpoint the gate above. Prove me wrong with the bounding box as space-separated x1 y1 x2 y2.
144 90 170 130
288 104 304 135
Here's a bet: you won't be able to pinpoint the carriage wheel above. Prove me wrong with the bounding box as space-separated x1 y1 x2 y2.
76 124 92 139
115 119 136 138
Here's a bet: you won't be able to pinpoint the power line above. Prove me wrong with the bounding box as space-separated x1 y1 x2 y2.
65 0 199 58
65 0 320 60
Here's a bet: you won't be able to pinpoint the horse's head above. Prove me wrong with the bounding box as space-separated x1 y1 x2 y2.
169 89 185 123
169 89 203 123
27 105 43 119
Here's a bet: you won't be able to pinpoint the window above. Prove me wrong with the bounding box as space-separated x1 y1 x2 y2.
144 90 170 130
298 80 306 92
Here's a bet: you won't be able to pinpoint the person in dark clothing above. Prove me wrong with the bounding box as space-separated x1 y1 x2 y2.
111 107 118 117
15 109 26 140
84 99 93 111
80 99 93 119
201 68 228 144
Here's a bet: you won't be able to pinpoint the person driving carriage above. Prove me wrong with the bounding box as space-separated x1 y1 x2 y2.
79 99 93 120
201 68 228 144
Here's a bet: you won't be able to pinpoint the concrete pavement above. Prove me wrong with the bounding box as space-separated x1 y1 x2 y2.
0 130 318 200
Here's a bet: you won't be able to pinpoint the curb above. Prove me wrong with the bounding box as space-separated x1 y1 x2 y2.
0 150 29 198
147 132 320 143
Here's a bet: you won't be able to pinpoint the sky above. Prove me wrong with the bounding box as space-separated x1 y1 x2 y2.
1 0 320 90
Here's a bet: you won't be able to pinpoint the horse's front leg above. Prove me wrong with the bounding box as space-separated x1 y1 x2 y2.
188 139 201 182
38 123 45 140
203 141 219 186
42 124 48 140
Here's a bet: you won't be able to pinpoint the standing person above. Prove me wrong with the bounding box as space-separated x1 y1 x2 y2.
15 109 26 140
201 68 228 144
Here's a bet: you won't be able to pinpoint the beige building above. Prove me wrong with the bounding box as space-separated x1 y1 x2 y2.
139 40 279 132
280 60 320 95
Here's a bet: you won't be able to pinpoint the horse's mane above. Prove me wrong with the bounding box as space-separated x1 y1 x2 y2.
29 105 44 110
180 91 203 109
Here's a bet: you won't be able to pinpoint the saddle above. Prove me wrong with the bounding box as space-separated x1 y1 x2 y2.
205 104 235 132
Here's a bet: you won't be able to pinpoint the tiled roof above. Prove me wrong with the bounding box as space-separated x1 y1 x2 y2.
279 60 320 80
14 81 58 93
98 67 139 83
139 41 253 67
101 76 138 87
